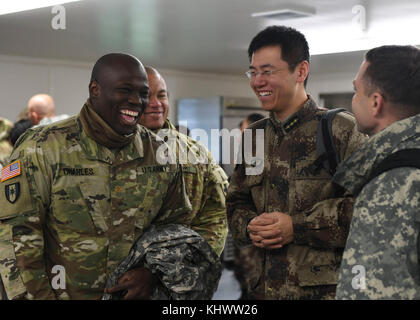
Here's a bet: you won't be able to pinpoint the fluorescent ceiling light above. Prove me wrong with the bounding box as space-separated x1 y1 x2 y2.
261 13 420 55
0 0 83 16
252 8 315 20
307 16 420 55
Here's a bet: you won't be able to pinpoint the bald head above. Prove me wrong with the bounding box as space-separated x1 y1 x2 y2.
145 66 160 78
28 94 55 125
90 53 144 85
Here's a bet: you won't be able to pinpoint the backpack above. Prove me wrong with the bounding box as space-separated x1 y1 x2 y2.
354 148 420 197
311 108 347 175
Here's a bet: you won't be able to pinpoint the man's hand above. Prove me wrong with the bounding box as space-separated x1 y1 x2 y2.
104 267 157 300
247 212 294 249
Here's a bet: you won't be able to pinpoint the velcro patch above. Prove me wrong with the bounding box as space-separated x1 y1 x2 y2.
5 182 20 204
1 160 21 182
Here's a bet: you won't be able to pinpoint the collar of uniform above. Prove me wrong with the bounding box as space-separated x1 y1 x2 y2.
333 113 420 194
269 95 319 135
77 116 144 164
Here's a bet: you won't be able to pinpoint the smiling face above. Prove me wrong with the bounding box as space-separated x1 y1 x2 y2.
138 69 169 130
89 56 149 135
249 45 307 120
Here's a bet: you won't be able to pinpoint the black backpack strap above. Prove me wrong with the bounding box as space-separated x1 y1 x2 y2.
312 108 347 175
355 149 420 196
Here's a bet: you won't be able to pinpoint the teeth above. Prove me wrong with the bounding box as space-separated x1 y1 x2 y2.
259 91 272 96
120 109 138 117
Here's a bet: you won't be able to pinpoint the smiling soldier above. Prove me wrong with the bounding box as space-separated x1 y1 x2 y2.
0 53 193 300
226 26 368 300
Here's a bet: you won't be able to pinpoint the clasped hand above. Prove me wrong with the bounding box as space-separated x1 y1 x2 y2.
247 212 294 249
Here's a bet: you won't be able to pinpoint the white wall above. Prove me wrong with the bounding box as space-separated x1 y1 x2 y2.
0 55 91 122
0 54 356 124
307 71 356 107
0 55 256 123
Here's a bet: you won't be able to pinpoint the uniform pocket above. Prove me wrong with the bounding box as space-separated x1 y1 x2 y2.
243 174 264 214
79 180 109 234
293 247 339 287
296 264 338 286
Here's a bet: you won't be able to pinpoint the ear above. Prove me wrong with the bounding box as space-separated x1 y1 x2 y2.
371 92 386 117
29 111 39 125
296 60 309 84
89 81 100 98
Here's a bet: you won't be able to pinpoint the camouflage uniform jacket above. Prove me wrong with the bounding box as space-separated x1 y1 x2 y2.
0 117 13 168
0 114 193 300
155 119 228 256
226 96 368 299
103 224 222 300
335 114 420 299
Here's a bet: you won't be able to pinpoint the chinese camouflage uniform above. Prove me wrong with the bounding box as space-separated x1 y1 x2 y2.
0 114 194 300
335 114 420 299
226 96 368 300
157 119 228 256
0 118 13 168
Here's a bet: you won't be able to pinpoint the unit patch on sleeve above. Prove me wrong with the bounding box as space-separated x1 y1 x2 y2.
1 160 22 182
5 182 20 203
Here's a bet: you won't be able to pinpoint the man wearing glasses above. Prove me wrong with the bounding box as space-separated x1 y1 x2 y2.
226 25 367 299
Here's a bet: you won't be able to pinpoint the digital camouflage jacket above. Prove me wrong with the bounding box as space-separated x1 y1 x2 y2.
335 114 420 300
103 224 222 300
0 114 194 300
226 96 368 299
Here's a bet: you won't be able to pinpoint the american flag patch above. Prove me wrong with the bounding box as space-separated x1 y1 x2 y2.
1 160 22 182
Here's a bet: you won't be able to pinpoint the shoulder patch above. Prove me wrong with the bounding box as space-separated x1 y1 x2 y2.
5 182 20 203
1 160 22 182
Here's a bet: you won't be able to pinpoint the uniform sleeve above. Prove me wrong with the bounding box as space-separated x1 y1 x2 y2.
291 115 368 249
152 163 193 226
190 159 229 257
226 162 259 249
0 137 56 299
336 168 420 299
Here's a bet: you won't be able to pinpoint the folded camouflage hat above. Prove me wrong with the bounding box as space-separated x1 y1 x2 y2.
102 224 222 300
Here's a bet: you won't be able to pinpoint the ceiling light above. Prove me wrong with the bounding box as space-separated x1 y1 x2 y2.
307 15 420 55
0 0 83 16
251 5 315 20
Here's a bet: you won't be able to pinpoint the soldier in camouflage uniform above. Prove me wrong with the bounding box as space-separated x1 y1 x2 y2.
0 117 13 168
335 45 420 299
0 53 195 300
138 66 228 256
226 26 368 300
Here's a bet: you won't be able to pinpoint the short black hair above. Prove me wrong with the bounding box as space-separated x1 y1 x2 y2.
246 113 265 124
364 45 420 117
248 25 310 71
9 119 32 146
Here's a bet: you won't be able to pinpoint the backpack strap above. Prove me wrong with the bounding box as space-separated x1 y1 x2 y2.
312 108 347 175
354 149 420 196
